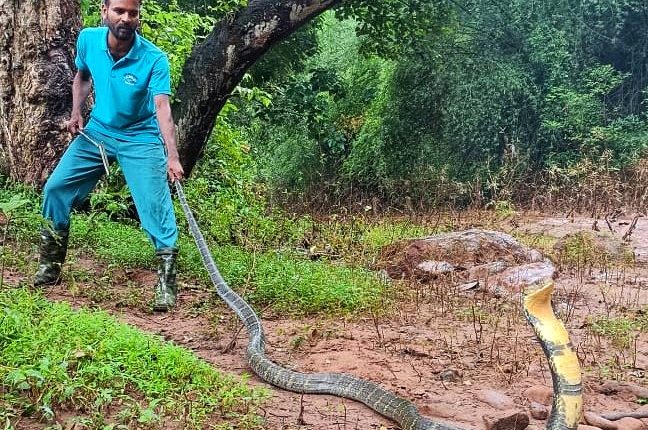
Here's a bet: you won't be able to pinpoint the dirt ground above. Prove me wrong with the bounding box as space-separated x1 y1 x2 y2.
9 213 648 430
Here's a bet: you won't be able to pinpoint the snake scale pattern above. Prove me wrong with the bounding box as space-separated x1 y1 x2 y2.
175 182 583 430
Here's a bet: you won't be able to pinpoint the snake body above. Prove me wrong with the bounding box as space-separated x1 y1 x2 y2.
175 182 582 430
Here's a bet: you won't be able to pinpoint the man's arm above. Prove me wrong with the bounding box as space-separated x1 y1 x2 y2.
68 70 92 134
154 94 184 181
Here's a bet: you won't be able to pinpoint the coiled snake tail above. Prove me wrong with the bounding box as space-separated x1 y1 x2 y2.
524 282 583 430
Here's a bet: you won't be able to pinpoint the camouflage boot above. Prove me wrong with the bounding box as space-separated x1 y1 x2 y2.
33 228 69 287
153 247 178 311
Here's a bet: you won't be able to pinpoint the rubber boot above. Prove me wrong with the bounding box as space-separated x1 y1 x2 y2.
153 247 178 311
33 228 69 287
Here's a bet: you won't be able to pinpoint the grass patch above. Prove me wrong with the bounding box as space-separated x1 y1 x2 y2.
362 220 438 250
513 232 559 258
0 182 386 315
71 215 155 268
588 312 648 349
555 232 634 268
0 288 267 429
180 243 386 315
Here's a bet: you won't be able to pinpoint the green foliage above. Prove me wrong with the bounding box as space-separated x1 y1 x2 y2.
160 0 248 16
249 19 321 84
80 0 217 89
0 184 43 244
182 112 291 248
0 288 266 428
589 312 648 349
361 220 437 250
0 179 385 315
238 1 648 208
239 15 397 196
182 244 386 315
78 0 648 210
555 231 634 269
139 0 215 88
539 65 632 162
71 216 155 267
0 196 29 216
336 0 452 57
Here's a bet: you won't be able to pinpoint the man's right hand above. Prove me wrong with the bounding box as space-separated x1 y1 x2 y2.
67 111 84 134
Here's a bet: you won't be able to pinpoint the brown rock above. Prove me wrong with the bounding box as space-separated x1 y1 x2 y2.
578 426 603 430
439 368 462 383
529 401 549 420
378 229 551 288
615 417 646 430
639 404 648 426
483 410 530 430
491 261 555 293
524 385 554 406
476 389 516 410
584 412 617 430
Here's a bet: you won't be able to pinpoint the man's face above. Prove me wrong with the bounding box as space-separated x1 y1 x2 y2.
102 0 140 41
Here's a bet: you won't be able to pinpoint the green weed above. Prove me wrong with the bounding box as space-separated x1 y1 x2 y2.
362 220 438 250
0 180 389 315
0 288 267 429
71 216 155 268
513 232 559 258
556 232 634 268
181 243 386 315
588 314 643 349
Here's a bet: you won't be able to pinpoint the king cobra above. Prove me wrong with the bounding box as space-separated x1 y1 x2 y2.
175 181 583 430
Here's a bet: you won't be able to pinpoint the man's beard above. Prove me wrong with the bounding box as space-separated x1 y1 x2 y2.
107 22 136 41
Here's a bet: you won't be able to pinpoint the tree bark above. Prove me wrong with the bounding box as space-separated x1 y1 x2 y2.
173 0 341 177
0 0 80 186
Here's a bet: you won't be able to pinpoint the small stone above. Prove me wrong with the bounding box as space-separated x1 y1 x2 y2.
476 390 516 410
524 385 553 406
615 417 646 430
458 281 480 291
483 410 530 430
439 368 462 383
529 401 548 420
416 260 455 275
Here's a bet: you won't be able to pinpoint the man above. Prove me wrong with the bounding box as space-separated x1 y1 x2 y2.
34 0 184 312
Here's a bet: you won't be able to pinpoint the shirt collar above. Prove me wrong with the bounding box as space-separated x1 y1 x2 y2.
101 26 141 60
125 33 141 60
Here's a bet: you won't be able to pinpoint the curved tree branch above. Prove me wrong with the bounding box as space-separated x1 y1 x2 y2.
172 0 341 177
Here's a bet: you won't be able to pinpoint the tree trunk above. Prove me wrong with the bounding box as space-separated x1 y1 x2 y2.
173 0 341 177
0 0 81 186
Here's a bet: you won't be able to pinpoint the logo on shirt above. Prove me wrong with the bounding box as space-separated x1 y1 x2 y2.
123 73 138 86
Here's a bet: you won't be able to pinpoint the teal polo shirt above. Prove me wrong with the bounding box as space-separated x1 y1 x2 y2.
74 27 171 142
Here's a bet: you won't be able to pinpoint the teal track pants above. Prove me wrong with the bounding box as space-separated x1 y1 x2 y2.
42 131 178 250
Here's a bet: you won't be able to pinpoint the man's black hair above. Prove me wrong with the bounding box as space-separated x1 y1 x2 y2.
103 0 142 6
